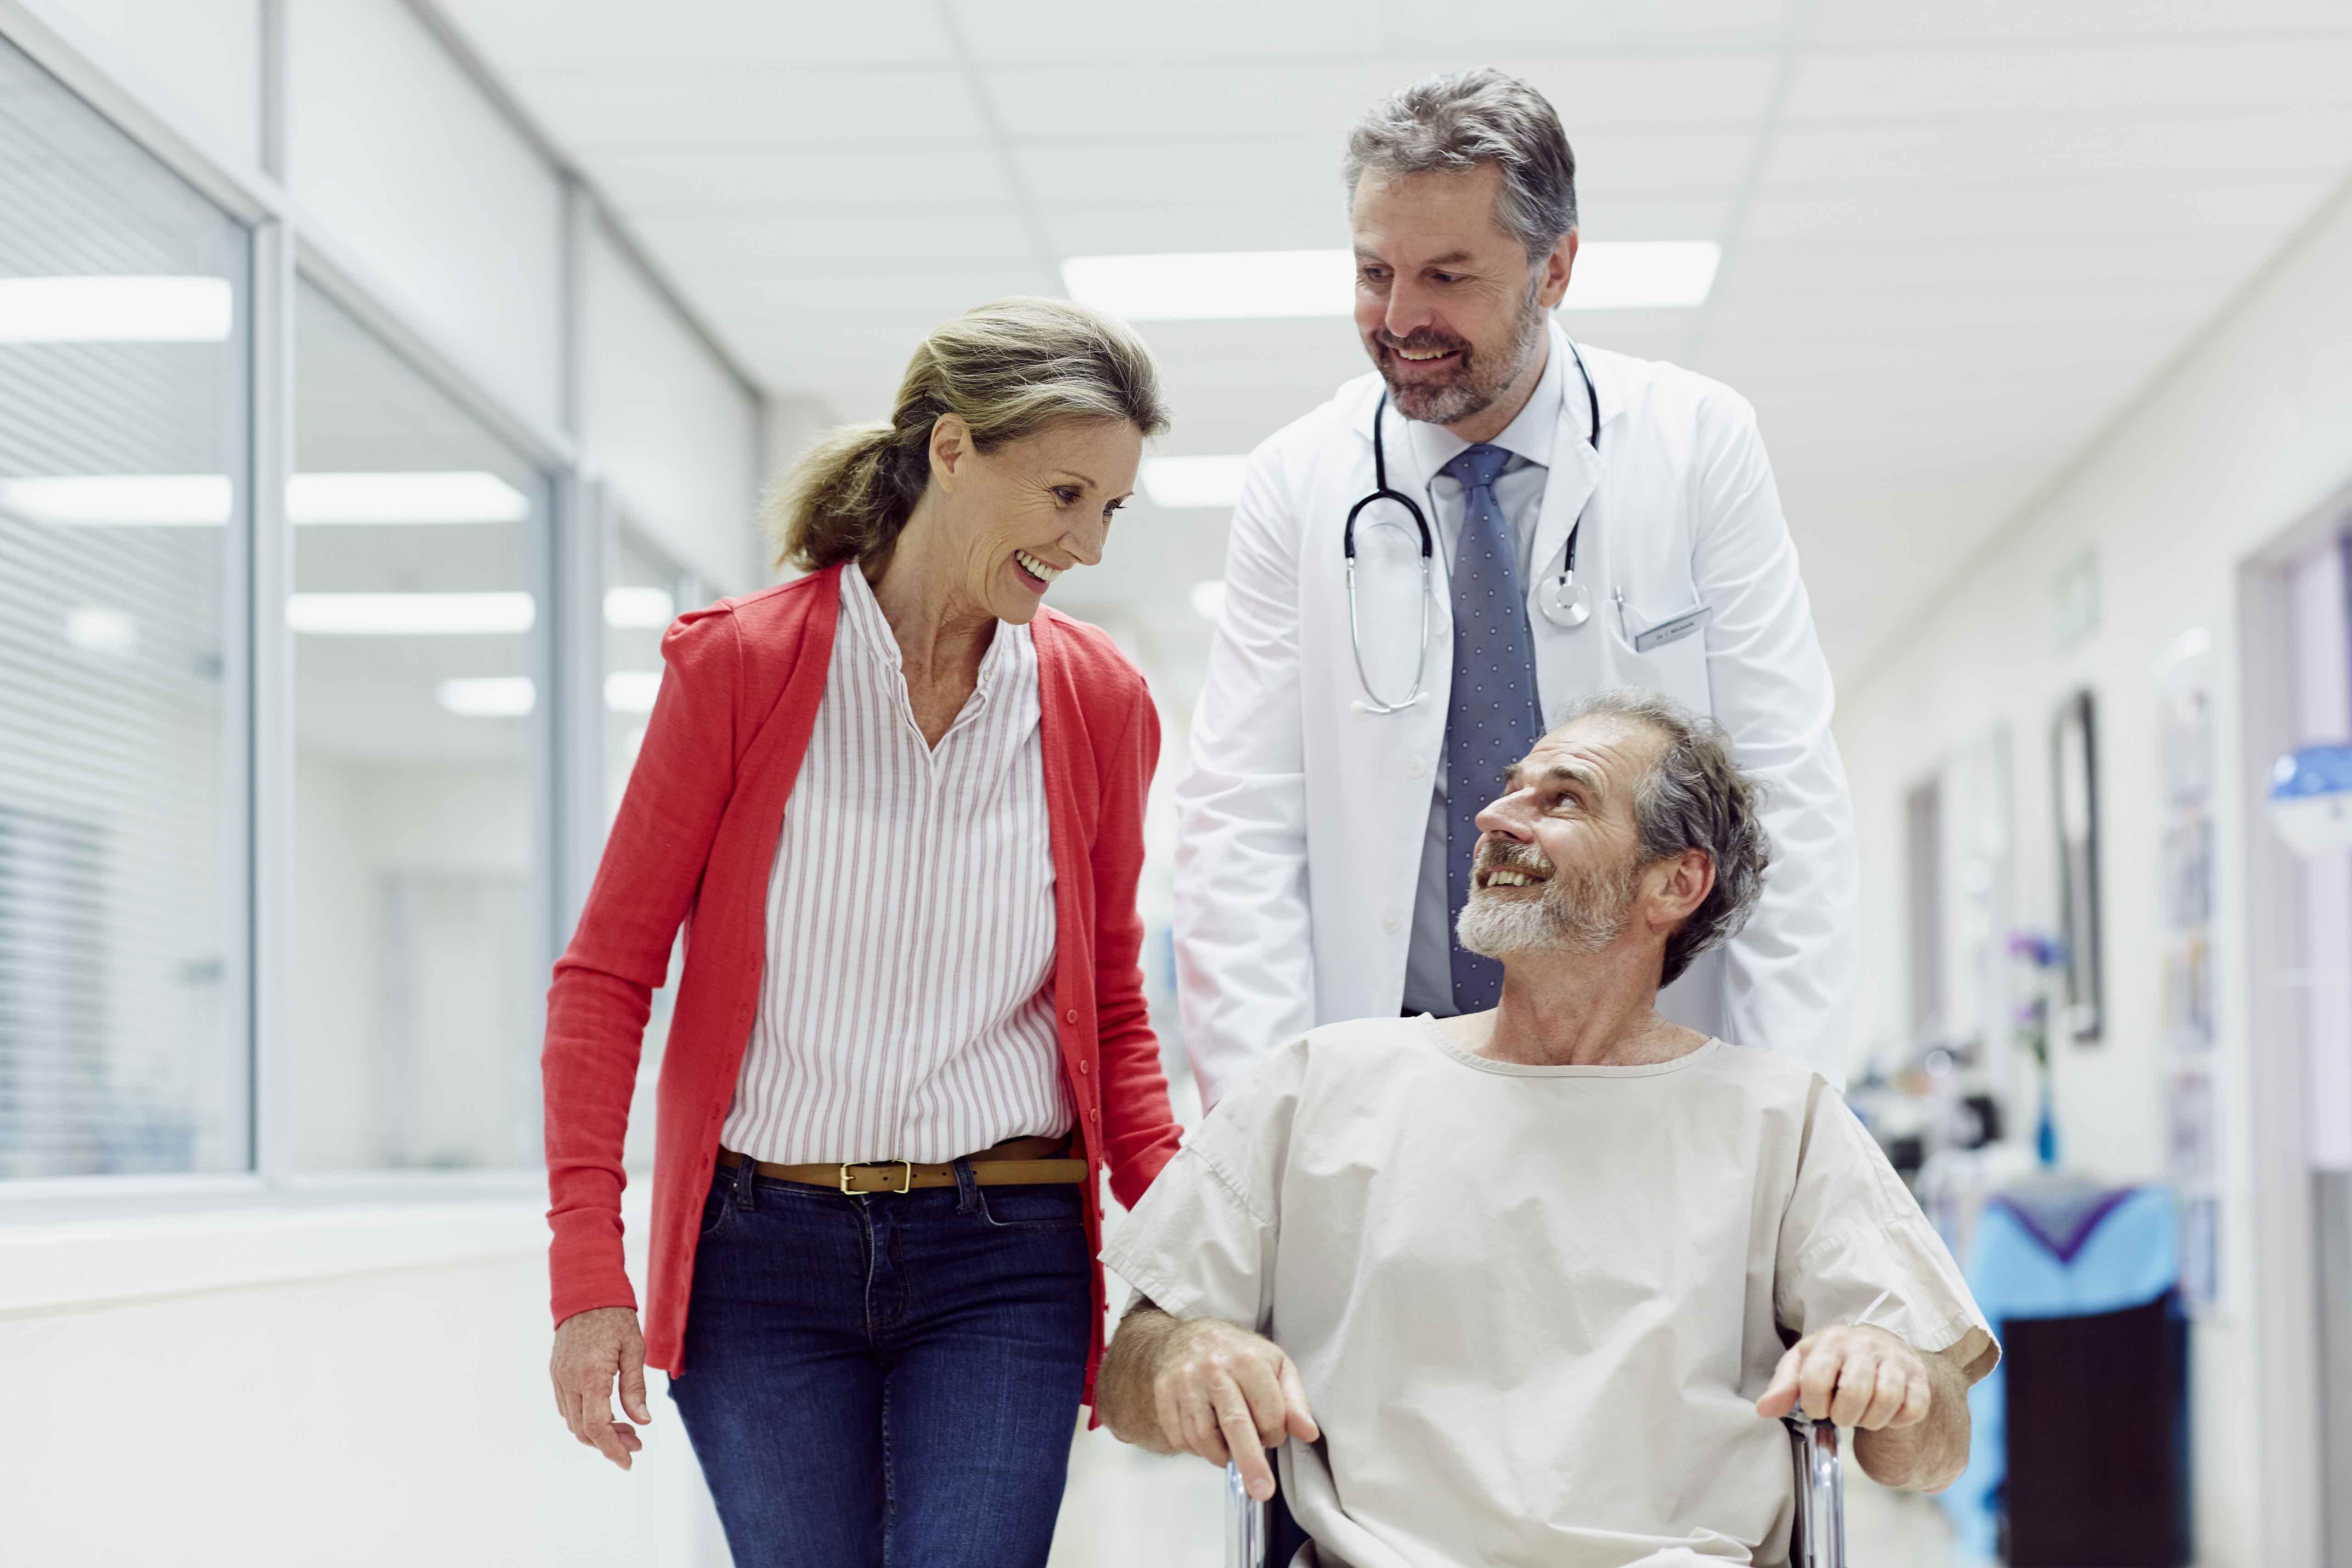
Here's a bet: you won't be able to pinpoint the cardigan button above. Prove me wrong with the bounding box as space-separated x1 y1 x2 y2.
1089 1109 1101 1123
1077 1060 1090 1074
1064 1009 1078 1024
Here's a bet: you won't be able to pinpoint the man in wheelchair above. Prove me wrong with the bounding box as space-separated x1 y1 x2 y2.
1098 692 1998 1568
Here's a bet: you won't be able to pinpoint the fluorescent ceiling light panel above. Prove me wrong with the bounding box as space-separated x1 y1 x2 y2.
1558 242 1720 310
288 472 530 525
0 474 231 525
287 592 536 636
1064 251 1353 321
604 586 676 629
1061 242 1719 320
436 676 536 717
0 275 234 342
1144 456 1248 509
605 671 661 713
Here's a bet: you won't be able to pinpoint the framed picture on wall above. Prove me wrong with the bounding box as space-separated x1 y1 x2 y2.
2051 688 2104 1042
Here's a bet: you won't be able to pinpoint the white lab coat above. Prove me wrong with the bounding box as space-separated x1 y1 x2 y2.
1172 321 1858 1105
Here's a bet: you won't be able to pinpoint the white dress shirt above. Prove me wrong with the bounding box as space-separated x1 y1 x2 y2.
722 565 1073 1164
1399 339 1571 1015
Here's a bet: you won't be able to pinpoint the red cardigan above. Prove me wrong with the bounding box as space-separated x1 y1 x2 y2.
543 563 1183 1397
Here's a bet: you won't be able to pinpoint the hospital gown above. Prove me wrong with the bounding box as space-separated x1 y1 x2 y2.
1103 1018 1998 1568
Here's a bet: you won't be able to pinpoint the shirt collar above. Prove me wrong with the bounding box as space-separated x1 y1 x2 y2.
1409 328 1569 487
836 557 1025 690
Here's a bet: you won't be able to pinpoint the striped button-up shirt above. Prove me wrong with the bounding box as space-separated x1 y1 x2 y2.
721 565 1072 1164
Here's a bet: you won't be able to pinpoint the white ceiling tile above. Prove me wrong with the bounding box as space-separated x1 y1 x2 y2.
594 147 1011 212
1378 0 1798 52
502 67 985 149
633 212 1046 271
1762 107 2352 187
986 55 1782 140
1718 235 2272 301
989 62 1384 140
1020 140 1340 214
436 0 953 69
1785 38 2352 122
960 0 1359 62
682 266 1047 317
1807 0 2352 45
1739 175 2340 243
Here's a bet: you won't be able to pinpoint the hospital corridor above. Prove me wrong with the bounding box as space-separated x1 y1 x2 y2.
6 2 2352 1566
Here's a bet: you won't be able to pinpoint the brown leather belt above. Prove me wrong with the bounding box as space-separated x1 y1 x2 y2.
716 1135 1085 1196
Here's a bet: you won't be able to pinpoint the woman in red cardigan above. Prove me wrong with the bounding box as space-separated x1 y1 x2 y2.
543 298 1184 1568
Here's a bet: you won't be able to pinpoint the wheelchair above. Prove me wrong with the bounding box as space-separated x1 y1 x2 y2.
1224 1415 1848 1568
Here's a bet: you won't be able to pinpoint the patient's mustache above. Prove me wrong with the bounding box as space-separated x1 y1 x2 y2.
1474 840 1554 883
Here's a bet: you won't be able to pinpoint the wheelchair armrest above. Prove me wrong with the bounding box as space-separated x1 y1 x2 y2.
1224 1421 1846 1568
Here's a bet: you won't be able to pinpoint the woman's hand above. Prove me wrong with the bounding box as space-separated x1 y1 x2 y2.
551 1306 653 1469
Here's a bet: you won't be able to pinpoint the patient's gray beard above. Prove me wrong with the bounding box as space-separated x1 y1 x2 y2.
1456 852 1639 961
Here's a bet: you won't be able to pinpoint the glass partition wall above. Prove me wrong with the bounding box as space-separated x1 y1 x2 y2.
0 21 750 1192
0 35 252 1178
288 283 551 1172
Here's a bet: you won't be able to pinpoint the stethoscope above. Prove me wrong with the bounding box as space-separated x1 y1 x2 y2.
1344 338 1603 716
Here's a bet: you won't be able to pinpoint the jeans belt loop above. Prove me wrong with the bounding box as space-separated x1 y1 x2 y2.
950 1156 980 1214
728 1149 758 1213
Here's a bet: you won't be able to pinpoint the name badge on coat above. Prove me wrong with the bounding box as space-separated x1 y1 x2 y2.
1631 603 1713 654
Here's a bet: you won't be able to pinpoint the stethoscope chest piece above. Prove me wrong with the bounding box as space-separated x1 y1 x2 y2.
1538 569 1593 630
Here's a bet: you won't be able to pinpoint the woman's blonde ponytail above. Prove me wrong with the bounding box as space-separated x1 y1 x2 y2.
765 296 1168 575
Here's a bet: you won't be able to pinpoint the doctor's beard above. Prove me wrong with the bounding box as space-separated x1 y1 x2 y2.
1455 838 1639 960
1374 272 1549 427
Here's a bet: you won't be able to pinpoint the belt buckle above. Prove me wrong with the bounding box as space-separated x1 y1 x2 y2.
840 1160 915 1195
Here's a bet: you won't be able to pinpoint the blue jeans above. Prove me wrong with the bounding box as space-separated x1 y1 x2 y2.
669 1157 1093 1568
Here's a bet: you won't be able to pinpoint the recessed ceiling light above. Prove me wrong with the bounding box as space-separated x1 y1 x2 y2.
0 474 232 525
604 586 676 628
287 592 535 635
1559 242 1720 310
435 676 536 717
605 671 661 713
288 472 531 525
1190 580 1228 622
1064 251 1352 321
1145 456 1249 509
1061 241 1720 320
0 276 234 342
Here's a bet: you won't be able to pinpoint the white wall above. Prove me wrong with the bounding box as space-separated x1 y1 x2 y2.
580 225 761 592
32 0 261 164
0 1206 724 1566
287 0 565 434
1834 170 2352 1567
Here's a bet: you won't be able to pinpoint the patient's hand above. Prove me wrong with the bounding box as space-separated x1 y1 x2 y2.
1755 1324 1975 1492
1097 1301 1320 1502
1754 1323 1929 1431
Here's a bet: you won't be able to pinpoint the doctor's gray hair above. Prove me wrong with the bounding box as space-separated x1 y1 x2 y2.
1344 68 1578 260
1552 690 1769 987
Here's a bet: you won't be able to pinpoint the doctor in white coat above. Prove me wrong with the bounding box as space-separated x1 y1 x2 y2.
1173 68 1857 1105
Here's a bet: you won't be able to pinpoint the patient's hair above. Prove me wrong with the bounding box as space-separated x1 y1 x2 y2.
1551 690 1770 987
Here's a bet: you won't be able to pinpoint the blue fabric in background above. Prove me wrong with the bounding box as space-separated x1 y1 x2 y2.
1942 1184 2180 1558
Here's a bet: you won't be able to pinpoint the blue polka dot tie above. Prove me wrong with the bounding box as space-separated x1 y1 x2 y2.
1443 442 1541 1012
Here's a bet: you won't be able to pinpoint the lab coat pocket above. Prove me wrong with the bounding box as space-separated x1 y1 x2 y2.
1610 599 1714 718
